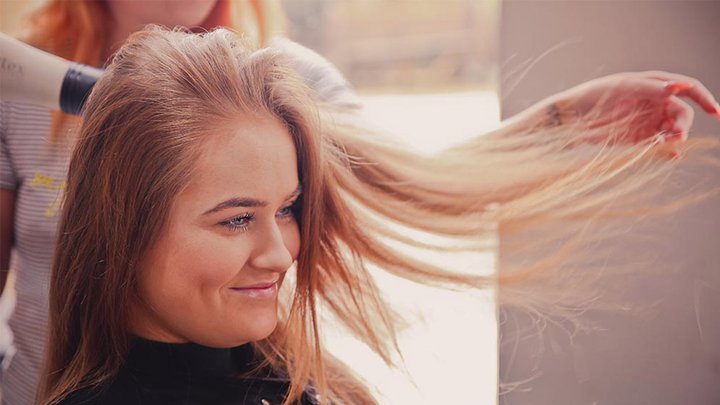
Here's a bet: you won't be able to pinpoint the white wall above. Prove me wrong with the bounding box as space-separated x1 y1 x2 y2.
499 1 720 404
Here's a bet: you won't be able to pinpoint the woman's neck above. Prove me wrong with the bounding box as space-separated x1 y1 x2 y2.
105 21 136 62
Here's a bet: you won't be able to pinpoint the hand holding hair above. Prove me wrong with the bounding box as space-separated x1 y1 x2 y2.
271 36 361 110
538 71 720 158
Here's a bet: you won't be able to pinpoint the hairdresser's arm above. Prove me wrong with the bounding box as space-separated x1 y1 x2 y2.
272 37 362 110
0 189 14 296
491 96 563 136
496 71 720 151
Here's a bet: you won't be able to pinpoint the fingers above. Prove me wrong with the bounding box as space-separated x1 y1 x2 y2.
613 76 676 100
643 70 720 115
657 96 694 160
661 96 694 142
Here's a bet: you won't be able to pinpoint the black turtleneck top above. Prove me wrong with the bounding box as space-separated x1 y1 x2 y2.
60 338 315 405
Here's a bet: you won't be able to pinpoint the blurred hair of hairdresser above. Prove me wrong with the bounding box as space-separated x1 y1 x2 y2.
0 1 284 403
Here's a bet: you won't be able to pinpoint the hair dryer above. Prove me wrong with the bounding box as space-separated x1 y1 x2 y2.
1 32 101 115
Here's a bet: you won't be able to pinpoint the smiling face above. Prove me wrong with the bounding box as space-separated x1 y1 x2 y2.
129 114 301 348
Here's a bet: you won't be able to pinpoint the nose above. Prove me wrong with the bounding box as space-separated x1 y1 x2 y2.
249 222 295 273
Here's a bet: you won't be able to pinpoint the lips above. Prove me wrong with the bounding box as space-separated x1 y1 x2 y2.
232 280 278 290
229 281 278 299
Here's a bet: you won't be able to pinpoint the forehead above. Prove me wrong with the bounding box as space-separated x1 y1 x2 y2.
181 114 299 203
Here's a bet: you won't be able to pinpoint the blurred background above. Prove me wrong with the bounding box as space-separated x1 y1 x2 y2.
283 0 496 92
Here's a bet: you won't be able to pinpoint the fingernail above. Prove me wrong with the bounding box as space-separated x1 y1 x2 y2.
667 82 694 94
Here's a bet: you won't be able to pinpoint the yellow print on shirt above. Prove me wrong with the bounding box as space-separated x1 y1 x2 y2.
29 172 65 217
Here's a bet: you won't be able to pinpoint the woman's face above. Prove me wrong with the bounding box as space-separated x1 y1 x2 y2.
130 115 302 347
106 0 218 29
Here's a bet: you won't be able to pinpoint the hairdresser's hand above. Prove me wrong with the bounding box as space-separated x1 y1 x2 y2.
549 71 720 155
271 37 361 110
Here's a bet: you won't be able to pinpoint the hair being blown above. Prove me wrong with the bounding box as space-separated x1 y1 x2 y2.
41 27 719 404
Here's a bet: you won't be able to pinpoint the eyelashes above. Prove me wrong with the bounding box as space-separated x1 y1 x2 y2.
220 201 298 233
221 213 254 232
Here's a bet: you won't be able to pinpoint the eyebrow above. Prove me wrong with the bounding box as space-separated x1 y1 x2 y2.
202 184 303 215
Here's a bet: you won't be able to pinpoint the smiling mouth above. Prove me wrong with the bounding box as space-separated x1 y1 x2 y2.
230 282 278 299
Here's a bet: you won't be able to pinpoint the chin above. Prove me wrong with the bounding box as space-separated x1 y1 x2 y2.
189 315 278 348
243 313 280 343
215 312 279 347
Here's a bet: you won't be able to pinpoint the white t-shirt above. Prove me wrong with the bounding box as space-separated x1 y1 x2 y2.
0 101 77 405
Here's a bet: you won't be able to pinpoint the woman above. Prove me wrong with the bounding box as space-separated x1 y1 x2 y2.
39 27 719 405
0 1 285 403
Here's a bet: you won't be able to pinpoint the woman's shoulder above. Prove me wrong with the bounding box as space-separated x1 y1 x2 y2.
55 381 141 405
56 380 318 405
55 387 106 405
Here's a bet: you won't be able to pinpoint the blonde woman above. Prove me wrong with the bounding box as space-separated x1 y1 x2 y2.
37 27 719 405
0 1 287 404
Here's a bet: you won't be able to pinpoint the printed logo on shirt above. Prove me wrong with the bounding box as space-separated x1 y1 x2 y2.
29 172 66 217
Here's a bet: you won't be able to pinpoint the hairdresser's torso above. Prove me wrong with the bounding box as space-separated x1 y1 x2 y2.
0 101 75 404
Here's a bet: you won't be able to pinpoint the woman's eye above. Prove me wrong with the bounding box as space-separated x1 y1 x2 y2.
276 206 294 219
277 201 299 221
221 214 254 232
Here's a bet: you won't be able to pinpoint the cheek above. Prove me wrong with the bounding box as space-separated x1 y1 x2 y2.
142 229 250 301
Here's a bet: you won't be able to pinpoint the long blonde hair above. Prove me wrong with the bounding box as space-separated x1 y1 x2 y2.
41 27 719 404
